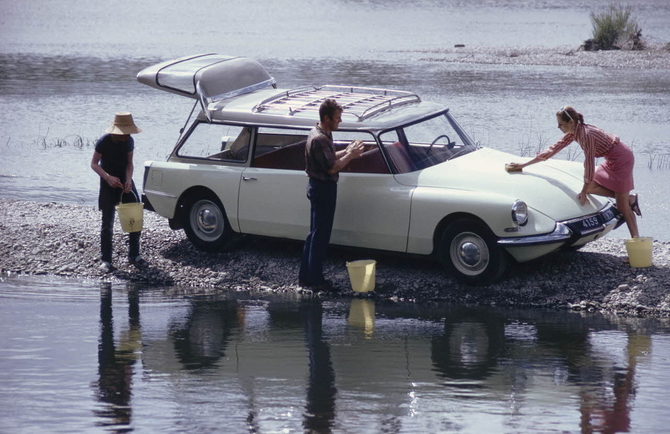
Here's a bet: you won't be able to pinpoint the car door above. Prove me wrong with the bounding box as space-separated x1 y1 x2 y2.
334 172 413 252
238 129 413 252
333 133 414 252
237 129 310 239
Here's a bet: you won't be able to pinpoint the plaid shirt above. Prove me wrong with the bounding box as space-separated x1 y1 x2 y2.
305 124 338 182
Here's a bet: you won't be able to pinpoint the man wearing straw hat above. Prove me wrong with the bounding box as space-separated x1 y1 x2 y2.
90 112 149 273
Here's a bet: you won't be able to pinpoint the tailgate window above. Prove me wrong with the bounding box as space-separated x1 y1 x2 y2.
177 123 251 162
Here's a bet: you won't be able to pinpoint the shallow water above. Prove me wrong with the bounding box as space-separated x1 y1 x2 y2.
1 275 670 433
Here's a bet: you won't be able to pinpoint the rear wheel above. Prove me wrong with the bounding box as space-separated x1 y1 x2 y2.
182 193 234 252
439 219 509 286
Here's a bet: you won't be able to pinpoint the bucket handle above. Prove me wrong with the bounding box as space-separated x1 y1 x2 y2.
118 189 139 205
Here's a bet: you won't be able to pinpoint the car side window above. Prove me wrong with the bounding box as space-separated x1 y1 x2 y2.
378 130 414 174
334 131 389 174
177 123 251 162
252 127 309 170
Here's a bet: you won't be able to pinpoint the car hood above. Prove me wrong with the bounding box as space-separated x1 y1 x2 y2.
398 147 606 220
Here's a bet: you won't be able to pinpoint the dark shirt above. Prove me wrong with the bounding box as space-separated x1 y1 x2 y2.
305 125 338 183
95 134 134 182
95 134 135 210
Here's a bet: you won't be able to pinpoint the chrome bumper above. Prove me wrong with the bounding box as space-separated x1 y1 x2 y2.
497 203 622 248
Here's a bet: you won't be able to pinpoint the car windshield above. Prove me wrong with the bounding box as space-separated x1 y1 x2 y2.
378 112 477 173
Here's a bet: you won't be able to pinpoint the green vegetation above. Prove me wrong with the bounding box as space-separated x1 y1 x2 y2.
585 3 643 51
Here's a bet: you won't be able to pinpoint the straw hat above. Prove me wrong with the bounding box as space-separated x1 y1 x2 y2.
106 112 142 135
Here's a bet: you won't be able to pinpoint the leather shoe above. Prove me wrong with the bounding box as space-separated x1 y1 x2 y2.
129 255 149 269
99 261 116 274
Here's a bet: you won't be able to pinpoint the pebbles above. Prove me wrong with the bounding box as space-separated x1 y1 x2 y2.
1 198 669 316
414 43 670 70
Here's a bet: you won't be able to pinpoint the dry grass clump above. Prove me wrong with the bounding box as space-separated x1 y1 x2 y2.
584 3 644 51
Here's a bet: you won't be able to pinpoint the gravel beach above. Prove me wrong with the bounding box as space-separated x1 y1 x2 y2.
1 199 669 316
414 42 670 69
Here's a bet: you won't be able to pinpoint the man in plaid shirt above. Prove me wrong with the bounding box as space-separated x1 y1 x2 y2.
299 99 364 290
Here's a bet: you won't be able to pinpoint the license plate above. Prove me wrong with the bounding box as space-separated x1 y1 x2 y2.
579 208 615 230
581 215 600 229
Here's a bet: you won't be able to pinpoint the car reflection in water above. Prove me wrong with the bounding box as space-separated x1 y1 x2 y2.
429 307 649 433
92 287 652 432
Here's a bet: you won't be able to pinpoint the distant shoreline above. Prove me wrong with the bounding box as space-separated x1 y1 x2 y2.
1 198 669 317
411 43 670 70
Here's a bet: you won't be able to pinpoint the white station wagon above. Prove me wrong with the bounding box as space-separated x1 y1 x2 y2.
137 54 622 285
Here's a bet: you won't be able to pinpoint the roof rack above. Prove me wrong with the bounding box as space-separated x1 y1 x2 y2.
254 85 421 121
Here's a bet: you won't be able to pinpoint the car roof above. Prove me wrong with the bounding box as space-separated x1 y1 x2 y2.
138 53 448 132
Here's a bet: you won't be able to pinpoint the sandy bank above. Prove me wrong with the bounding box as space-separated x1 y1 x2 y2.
412 43 670 69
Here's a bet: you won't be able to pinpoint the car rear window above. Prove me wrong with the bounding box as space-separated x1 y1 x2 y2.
177 123 250 162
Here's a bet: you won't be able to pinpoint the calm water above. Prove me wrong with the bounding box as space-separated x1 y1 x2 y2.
1 275 670 433
2 1 670 431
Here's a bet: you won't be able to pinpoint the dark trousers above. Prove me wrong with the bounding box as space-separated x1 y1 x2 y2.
100 189 140 263
299 179 337 285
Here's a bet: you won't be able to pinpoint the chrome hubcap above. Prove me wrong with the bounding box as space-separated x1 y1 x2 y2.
459 241 482 267
197 208 218 232
450 232 490 276
191 200 224 241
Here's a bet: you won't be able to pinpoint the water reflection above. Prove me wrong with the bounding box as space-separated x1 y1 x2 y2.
300 298 337 432
75 283 670 432
347 298 375 338
432 309 505 381
169 299 239 370
578 333 650 433
429 307 651 432
93 282 141 432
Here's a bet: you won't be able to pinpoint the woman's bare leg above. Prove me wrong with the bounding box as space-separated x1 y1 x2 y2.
586 182 639 238
615 191 640 238
585 181 614 198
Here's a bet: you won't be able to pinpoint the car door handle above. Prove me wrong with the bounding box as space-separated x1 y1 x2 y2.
243 176 257 181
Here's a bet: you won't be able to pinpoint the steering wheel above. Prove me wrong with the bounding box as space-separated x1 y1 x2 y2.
428 134 455 152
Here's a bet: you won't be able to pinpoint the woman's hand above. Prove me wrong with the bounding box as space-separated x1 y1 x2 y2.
577 191 589 206
506 162 525 172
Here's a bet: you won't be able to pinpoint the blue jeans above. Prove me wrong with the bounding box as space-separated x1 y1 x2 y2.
299 179 337 285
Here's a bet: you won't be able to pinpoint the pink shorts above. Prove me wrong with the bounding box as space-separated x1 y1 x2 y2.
593 142 635 193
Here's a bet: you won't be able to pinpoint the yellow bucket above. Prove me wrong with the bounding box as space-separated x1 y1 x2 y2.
346 259 376 292
624 237 653 268
116 191 144 233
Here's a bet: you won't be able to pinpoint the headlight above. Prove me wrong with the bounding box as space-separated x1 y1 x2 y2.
511 200 528 226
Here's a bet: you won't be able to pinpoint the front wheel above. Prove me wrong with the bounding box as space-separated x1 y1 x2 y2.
439 219 509 286
182 193 234 252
